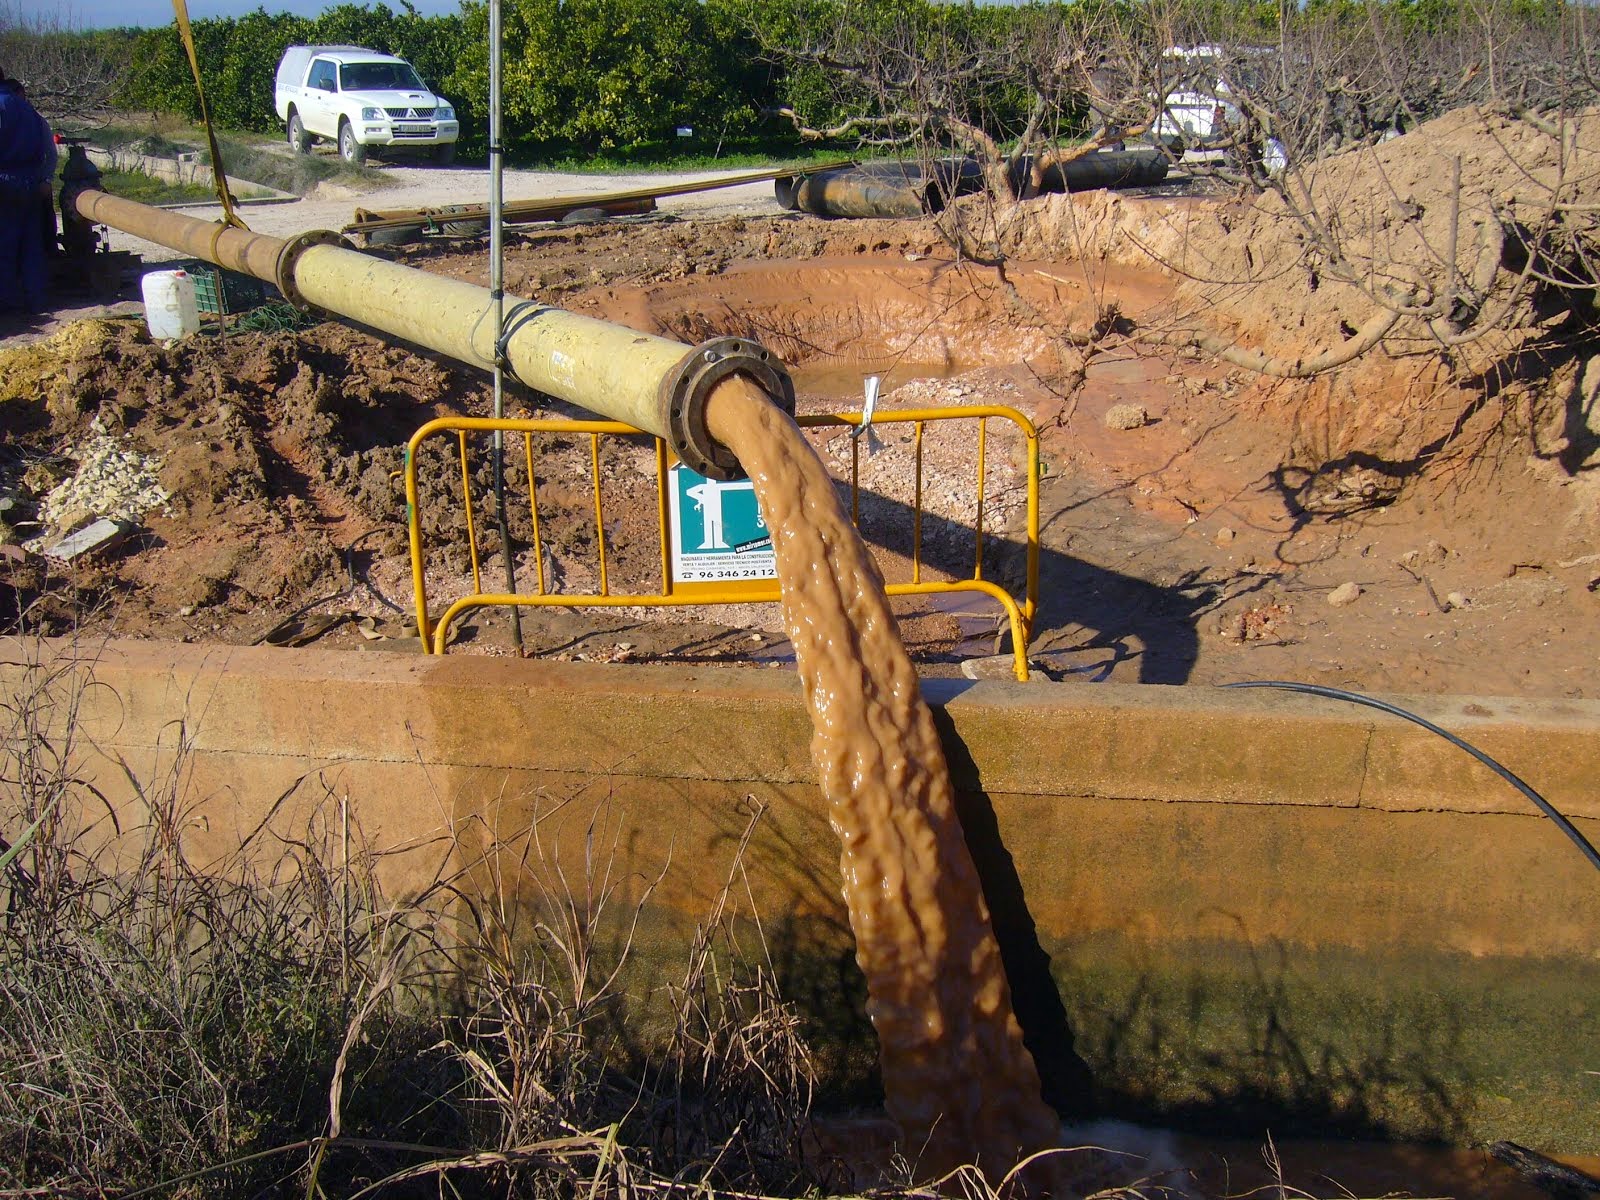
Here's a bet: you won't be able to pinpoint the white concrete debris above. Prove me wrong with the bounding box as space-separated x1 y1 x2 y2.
44 518 135 562
36 420 170 536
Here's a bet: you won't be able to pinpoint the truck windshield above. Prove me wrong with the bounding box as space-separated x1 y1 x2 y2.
339 62 425 91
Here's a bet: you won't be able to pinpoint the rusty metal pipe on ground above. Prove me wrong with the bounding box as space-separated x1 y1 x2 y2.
71 188 792 479
778 150 1171 219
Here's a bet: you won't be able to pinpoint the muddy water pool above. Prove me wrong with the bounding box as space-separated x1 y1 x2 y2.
811 1115 1600 1199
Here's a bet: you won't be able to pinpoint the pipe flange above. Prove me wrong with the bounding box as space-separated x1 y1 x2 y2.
275 229 351 311
658 336 795 480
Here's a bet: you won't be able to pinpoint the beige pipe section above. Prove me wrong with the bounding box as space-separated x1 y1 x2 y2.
73 189 695 444
290 242 688 433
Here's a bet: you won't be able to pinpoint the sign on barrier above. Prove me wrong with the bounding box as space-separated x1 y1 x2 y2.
667 464 777 585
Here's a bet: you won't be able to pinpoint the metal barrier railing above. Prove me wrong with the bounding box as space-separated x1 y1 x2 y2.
403 406 1040 680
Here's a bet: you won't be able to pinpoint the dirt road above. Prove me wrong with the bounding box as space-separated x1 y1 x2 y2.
104 162 782 259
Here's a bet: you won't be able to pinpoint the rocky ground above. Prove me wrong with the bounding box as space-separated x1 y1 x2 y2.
3 116 1598 699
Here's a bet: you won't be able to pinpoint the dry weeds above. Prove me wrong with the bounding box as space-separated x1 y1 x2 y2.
0 647 826 1199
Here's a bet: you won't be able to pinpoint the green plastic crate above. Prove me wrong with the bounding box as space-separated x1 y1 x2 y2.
168 259 272 317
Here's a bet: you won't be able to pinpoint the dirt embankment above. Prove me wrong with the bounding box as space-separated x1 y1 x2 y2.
1009 108 1600 487
0 319 472 643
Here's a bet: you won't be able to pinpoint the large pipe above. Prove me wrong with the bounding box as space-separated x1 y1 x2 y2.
781 170 925 219
351 160 855 235
778 150 1170 219
1034 148 1169 194
778 159 975 219
71 188 792 479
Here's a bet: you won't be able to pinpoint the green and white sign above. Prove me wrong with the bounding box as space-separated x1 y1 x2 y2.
668 463 777 584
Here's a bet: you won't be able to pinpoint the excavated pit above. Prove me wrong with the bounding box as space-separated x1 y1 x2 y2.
626 259 1088 379
5 173 1600 696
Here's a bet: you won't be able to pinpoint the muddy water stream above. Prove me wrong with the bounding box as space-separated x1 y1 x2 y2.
703 377 1059 1181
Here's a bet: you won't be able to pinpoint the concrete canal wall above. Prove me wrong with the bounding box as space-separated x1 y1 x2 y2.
3 638 1595 1150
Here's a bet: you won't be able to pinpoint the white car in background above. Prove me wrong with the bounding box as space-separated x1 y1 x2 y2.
1152 45 1238 157
1153 45 1285 171
1155 87 1235 157
275 45 460 165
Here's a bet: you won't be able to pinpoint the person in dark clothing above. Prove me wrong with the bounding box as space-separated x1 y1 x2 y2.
0 66 57 314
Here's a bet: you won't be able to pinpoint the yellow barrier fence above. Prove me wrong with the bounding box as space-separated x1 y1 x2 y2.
403 407 1040 680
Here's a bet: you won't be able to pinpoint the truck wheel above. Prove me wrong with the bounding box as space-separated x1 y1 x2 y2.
432 143 457 166
339 120 367 165
287 111 310 154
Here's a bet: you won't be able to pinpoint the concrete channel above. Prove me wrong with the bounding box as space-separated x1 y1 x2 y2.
5 637 1597 1151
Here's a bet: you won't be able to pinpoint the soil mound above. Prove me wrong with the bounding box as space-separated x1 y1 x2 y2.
1014 106 1600 356
0 319 482 641
1172 106 1600 358
1008 108 1600 520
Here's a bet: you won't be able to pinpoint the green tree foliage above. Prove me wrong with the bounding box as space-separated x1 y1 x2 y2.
58 0 1600 162
110 0 776 156
119 8 308 128
447 0 766 154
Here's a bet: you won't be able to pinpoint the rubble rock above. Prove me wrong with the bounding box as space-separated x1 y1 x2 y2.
36 421 169 535
1327 581 1363 607
960 654 1046 682
1105 403 1149 431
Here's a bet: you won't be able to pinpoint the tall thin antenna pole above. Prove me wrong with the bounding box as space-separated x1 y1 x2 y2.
489 0 522 650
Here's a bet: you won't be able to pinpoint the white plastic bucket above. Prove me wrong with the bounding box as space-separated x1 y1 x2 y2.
141 269 201 340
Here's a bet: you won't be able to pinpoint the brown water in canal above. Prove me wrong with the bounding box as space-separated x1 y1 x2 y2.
704 377 1060 1183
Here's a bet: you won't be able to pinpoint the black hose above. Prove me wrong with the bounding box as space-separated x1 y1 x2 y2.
1222 680 1600 875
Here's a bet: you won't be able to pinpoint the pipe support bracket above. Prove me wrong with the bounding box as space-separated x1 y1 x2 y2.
659 337 795 480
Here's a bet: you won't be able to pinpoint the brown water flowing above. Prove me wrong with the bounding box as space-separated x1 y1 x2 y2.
703 378 1061 1182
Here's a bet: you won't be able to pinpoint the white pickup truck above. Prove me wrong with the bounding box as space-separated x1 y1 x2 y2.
274 45 460 165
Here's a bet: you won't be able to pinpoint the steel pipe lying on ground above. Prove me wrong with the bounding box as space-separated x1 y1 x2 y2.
777 158 981 218
1033 147 1169 194
777 149 1170 218
70 188 792 479
777 169 927 219
345 160 855 238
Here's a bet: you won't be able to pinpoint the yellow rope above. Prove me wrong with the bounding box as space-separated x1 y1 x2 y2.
171 0 248 231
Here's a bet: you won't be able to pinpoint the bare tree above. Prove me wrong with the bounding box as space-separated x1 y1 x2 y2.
753 0 1177 207
1168 0 1600 373
0 1 127 124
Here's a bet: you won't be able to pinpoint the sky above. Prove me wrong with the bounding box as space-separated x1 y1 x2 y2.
24 0 1032 33
18 0 465 31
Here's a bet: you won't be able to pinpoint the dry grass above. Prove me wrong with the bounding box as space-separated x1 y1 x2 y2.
0 648 823 1200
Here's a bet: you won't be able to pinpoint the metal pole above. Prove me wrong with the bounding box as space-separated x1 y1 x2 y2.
489 0 522 650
